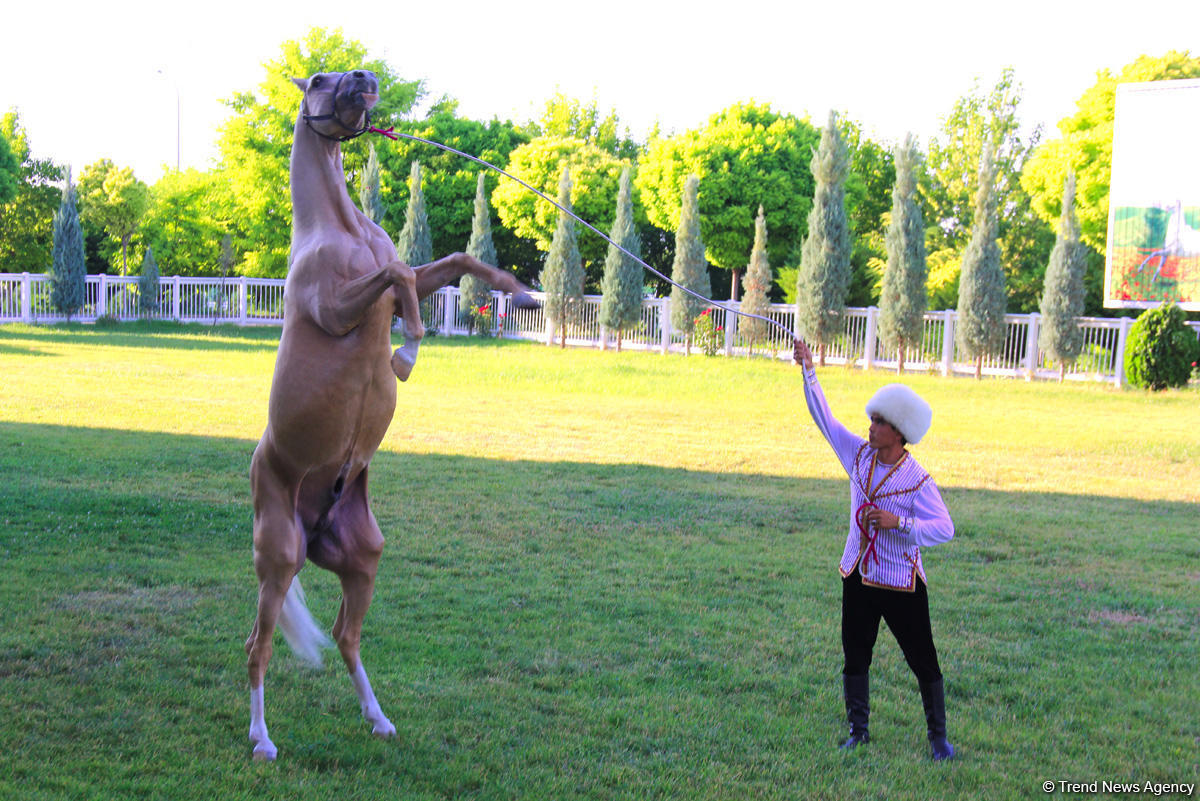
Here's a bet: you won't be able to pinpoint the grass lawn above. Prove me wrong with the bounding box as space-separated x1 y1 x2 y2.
0 322 1196 800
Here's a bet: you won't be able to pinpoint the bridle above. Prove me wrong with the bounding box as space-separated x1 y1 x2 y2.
302 72 372 142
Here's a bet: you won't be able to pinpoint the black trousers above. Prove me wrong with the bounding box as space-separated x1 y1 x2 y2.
841 569 942 683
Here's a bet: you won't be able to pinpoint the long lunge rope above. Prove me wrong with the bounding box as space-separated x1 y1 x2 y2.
368 127 798 342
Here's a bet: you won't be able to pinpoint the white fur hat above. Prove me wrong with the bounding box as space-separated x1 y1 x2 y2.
865 384 932 445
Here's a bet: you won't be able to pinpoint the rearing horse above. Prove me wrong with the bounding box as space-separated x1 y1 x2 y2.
245 69 534 761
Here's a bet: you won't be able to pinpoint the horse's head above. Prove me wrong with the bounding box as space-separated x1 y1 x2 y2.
293 70 379 142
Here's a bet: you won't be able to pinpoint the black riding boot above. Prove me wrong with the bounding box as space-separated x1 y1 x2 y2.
839 673 870 749
919 678 955 761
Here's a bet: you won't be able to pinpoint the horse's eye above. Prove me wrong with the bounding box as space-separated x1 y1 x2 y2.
311 76 323 88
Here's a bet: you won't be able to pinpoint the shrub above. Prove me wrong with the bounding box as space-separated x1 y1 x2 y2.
693 308 722 356
1124 303 1200 390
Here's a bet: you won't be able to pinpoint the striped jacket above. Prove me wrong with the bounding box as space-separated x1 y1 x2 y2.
801 367 954 591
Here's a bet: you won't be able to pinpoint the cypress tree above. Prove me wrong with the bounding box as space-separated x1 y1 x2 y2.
138 247 160 317
795 111 851 366
955 142 1007 379
49 170 86 321
396 160 432 266
670 174 711 354
1038 170 1086 381
396 160 433 329
598 166 643 351
878 134 928 374
540 167 584 347
359 143 385 225
740 205 772 355
462 173 497 335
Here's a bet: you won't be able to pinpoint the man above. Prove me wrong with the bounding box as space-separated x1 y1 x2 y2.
793 338 956 761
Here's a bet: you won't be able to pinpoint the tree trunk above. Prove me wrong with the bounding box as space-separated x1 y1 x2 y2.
617 329 623 353
818 342 827 367
730 269 741 301
1059 362 1066 383
898 341 906 375
974 355 983 380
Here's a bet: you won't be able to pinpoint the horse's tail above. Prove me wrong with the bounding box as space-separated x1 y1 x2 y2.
278 576 332 667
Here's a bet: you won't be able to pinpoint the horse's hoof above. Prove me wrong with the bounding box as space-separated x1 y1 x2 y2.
372 718 397 738
511 291 539 310
391 346 417 382
251 739 278 761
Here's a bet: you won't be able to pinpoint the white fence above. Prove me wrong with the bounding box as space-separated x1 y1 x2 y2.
3 272 1197 387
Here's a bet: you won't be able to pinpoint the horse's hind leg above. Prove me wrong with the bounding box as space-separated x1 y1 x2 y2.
245 446 305 760
309 469 396 737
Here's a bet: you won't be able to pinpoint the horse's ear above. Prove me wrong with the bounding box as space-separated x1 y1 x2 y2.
292 77 309 93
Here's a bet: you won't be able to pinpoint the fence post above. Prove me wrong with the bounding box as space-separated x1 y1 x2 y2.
97 274 108 318
21 273 32 322
660 297 672 355
863 306 878 370
239 276 249 324
439 287 454 335
1113 315 1133 387
941 310 955 376
723 302 737 356
496 292 507 338
172 276 181 320
1023 312 1039 380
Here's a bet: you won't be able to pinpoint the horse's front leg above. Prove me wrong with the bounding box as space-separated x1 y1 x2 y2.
389 262 423 381
412 252 537 308
304 262 415 338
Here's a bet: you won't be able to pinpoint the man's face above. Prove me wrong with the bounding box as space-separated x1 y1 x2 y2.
868 413 903 451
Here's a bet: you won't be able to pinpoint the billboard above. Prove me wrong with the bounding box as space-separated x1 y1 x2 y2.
1104 78 1200 310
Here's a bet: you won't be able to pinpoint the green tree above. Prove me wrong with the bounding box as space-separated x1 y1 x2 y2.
877 135 928 374
840 116 897 307
0 131 18 205
1021 51 1200 313
739 205 773 355
955 144 1007 378
359 143 385 224
138 247 161 317
795 112 852 366
636 102 820 299
1038 171 1087 379
0 111 64 272
528 92 639 159
370 109 534 281
492 135 629 280
598 167 643 350
669 174 711 352
462 173 497 334
924 69 1052 312
540 167 584 347
216 27 422 276
77 159 150 275
49 172 87 321
395 161 433 266
138 168 232 276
